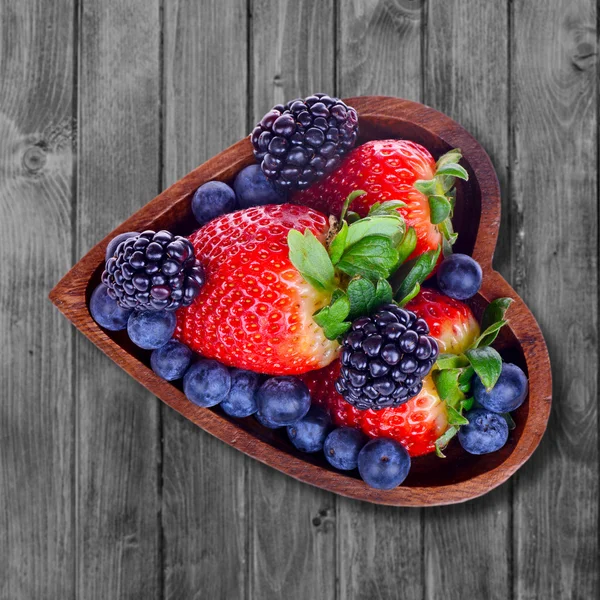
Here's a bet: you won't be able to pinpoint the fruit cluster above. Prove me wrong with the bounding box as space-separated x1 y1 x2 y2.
90 94 529 491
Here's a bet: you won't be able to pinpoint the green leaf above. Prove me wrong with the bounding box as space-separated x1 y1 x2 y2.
473 320 507 349
458 365 475 393
481 297 514 332
288 229 336 292
339 190 367 222
446 405 469 426
328 220 348 265
435 426 458 458
346 277 376 320
428 195 452 224
413 179 438 196
393 244 441 304
502 412 516 430
436 148 463 169
433 368 466 408
375 279 393 305
396 227 417 267
313 294 351 340
460 397 474 412
435 354 470 370
436 163 469 181
345 216 405 249
465 346 503 391
337 235 399 281
398 283 420 307
346 211 361 224
368 200 406 216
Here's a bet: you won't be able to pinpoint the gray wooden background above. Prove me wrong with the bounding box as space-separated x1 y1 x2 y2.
0 0 597 598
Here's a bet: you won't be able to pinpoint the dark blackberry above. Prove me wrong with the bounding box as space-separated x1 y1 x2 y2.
102 230 205 312
250 93 359 193
335 304 439 410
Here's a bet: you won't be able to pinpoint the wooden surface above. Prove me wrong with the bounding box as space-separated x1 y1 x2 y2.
0 0 596 597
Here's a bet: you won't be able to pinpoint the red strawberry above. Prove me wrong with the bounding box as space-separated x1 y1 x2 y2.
175 204 339 375
406 288 479 354
293 139 460 261
302 360 448 457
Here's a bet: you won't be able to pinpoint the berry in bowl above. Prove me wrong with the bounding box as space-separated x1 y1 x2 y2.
50 95 551 506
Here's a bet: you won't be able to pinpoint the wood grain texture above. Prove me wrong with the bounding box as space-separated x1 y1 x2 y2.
338 3 424 597
511 1 598 598
161 1 249 598
0 1 75 598
423 2 511 599
76 1 162 598
249 3 337 598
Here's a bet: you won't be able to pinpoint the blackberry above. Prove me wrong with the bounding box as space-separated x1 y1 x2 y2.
102 230 205 312
335 304 439 411
251 93 359 193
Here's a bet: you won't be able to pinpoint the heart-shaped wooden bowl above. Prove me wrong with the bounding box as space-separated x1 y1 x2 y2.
49 96 551 506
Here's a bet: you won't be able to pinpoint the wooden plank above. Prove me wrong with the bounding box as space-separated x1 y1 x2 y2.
76 1 162 598
0 1 75 598
248 2 337 599
161 1 249 598
337 2 424 598
422 2 511 599
512 1 599 598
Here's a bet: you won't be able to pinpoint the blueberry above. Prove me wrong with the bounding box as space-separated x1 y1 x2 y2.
458 408 509 454
437 253 483 300
255 411 282 429
191 181 237 226
324 427 368 470
221 369 261 417
183 359 231 407
256 376 311 426
150 340 192 381
233 164 285 209
357 438 411 490
105 231 139 262
90 283 133 331
287 406 331 453
473 362 528 413
127 310 176 349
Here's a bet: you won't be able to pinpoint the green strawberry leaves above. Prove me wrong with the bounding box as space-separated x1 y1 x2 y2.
314 277 396 340
328 220 348 265
337 236 399 280
313 294 352 340
473 297 514 348
288 229 336 292
465 346 502 391
392 244 441 306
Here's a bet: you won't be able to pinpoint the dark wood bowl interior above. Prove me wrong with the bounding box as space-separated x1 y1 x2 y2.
51 96 551 505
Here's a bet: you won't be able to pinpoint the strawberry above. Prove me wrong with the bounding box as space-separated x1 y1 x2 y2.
302 360 448 457
293 139 467 262
175 204 340 375
406 287 480 354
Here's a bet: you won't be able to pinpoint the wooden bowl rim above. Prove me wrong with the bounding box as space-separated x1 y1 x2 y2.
49 96 552 506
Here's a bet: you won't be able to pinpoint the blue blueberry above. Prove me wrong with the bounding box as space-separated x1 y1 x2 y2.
458 408 509 455
437 253 483 300
287 406 331 453
255 411 282 429
150 340 192 381
191 181 237 226
233 164 285 209
90 283 133 331
105 231 139 261
358 438 411 490
183 359 231 407
324 427 368 470
473 362 528 413
221 369 261 417
256 376 311 426
127 310 177 349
